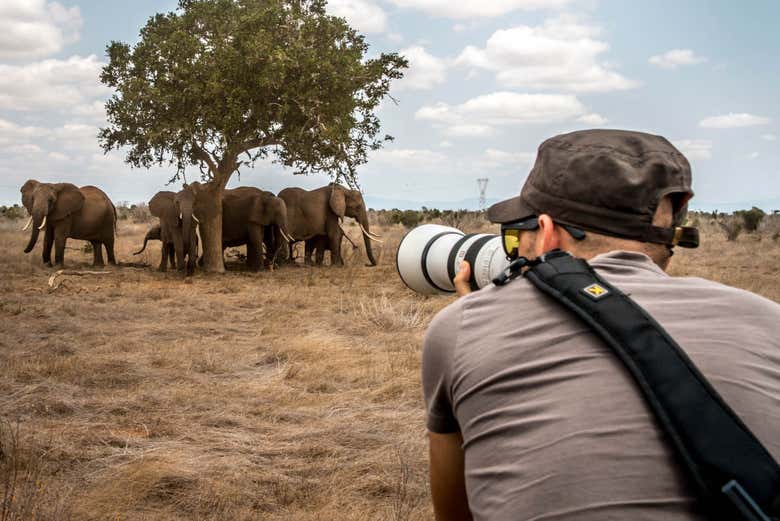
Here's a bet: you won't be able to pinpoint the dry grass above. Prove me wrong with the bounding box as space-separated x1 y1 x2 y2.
0 215 778 520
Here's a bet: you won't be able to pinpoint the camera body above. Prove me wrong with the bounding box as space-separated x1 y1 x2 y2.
396 224 510 295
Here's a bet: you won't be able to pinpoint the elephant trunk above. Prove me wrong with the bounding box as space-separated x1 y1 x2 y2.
180 202 195 253
24 206 47 254
358 209 377 266
133 231 153 255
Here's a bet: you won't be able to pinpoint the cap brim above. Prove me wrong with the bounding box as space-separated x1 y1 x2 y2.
486 195 536 224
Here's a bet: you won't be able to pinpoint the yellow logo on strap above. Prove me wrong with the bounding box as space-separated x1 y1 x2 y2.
583 283 609 299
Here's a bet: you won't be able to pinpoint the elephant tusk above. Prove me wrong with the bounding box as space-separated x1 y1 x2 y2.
38 216 47 230
359 222 383 243
337 222 360 249
280 229 294 243
21 216 33 231
192 215 200 224
179 212 183 220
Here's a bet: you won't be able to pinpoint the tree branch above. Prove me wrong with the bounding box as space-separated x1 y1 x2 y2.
191 142 218 176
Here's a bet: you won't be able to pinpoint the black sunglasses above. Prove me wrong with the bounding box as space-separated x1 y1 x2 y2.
501 216 586 258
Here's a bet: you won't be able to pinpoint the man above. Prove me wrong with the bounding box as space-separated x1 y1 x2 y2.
422 129 780 521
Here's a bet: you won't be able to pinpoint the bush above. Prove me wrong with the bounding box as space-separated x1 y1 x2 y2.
719 218 743 241
399 210 422 229
0 204 27 220
736 206 765 233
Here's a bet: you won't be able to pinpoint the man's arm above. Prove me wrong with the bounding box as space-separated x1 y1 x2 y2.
429 431 473 521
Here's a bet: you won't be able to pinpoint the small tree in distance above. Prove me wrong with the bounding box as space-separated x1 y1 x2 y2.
99 0 407 272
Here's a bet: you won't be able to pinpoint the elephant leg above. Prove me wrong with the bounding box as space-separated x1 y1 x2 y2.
104 234 117 265
247 226 264 271
42 227 54 266
304 239 315 266
315 236 328 265
54 229 68 267
328 231 344 266
158 242 168 272
91 240 105 266
166 243 176 269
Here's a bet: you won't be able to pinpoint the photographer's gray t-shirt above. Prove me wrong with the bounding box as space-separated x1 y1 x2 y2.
422 250 780 521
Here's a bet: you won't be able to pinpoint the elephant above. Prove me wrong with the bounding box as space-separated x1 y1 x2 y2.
20 180 116 267
147 190 199 275
217 186 294 271
279 183 381 267
298 233 359 266
133 223 200 272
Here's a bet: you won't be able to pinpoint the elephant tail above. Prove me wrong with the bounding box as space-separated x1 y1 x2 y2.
112 202 118 232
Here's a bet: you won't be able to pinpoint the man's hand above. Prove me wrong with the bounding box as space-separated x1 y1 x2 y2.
453 261 472 297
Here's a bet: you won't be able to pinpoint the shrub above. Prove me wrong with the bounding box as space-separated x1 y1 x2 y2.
718 218 743 241
736 206 765 233
399 210 422 229
0 204 27 220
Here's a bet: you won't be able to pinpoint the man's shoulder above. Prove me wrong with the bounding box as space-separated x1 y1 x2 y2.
665 274 780 313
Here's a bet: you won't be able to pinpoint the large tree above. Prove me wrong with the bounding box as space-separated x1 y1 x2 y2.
99 0 407 272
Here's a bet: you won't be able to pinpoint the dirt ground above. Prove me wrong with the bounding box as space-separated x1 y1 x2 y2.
1 215 779 520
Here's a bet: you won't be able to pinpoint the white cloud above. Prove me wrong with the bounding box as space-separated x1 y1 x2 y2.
389 0 571 19
416 92 588 137
71 100 106 120
326 0 387 33
481 148 535 167
578 113 608 125
51 123 100 151
439 140 453 148
761 133 776 141
674 139 712 160
0 118 50 146
395 46 447 90
370 148 447 170
0 0 82 60
649 49 707 69
699 113 771 129
746 151 759 160
444 124 495 137
454 17 637 92
0 55 108 111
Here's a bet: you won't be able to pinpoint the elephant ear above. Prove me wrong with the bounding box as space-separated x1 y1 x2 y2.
20 179 39 213
51 184 85 220
329 185 346 218
149 191 175 218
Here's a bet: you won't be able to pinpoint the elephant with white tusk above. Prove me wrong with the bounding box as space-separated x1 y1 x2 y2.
20 180 116 267
279 183 381 267
210 186 293 271
147 189 199 276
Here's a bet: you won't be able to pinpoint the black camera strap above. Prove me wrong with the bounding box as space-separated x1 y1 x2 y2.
520 250 780 521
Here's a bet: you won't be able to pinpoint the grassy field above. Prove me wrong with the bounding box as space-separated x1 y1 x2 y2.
1 214 779 520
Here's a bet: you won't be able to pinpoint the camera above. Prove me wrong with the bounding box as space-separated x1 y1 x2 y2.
396 224 510 295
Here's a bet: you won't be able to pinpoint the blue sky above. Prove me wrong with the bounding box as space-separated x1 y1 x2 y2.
0 0 778 210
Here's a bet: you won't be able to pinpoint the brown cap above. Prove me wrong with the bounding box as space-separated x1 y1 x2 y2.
487 129 699 248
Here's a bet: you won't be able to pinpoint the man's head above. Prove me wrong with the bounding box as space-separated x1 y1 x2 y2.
487 129 699 270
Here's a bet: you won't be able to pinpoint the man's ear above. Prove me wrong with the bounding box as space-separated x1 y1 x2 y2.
534 214 562 256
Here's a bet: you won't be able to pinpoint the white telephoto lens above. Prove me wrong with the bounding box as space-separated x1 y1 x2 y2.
396 224 464 294
468 236 509 290
397 224 511 294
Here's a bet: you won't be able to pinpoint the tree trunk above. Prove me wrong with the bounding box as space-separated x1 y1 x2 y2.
197 182 225 273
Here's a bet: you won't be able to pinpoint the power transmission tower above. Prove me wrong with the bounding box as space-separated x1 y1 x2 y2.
477 178 489 211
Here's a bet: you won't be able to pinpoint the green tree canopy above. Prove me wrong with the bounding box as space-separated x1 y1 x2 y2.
99 0 407 271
